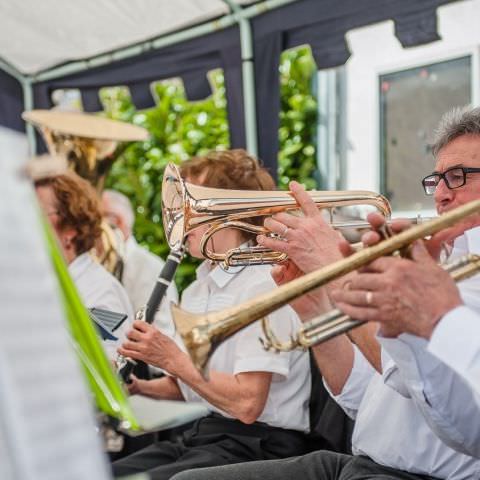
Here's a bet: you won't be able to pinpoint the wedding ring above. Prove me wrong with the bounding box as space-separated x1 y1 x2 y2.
366 291 373 305
282 226 289 237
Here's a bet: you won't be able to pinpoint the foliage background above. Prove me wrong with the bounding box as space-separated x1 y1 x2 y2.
103 46 317 291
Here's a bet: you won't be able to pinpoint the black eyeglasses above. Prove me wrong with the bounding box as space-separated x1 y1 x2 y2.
421 166 480 195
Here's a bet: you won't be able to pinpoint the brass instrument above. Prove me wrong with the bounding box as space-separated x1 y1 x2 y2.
170 199 480 372
23 109 149 278
162 163 392 267
260 253 480 352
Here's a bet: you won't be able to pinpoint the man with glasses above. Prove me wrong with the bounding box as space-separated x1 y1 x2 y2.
330 105 480 457
170 107 480 480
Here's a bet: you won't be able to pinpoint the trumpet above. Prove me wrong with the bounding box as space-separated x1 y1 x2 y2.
260 253 480 352
170 199 480 373
161 163 391 267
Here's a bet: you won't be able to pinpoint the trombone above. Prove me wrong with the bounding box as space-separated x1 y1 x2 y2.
161 163 392 267
170 199 480 373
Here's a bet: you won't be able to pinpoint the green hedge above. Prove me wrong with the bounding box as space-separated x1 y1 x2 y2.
104 46 317 291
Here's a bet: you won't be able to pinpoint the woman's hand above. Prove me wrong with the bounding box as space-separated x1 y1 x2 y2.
117 321 187 375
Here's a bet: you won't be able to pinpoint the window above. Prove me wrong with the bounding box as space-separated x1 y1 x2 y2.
380 56 471 212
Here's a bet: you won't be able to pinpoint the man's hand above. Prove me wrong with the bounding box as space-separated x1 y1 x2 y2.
271 260 332 320
331 240 463 338
257 181 345 275
117 321 187 375
257 181 347 319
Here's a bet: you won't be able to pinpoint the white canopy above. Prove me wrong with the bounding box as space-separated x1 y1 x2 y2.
0 0 257 75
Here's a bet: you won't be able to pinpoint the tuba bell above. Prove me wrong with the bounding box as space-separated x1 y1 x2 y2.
23 109 149 278
162 162 392 267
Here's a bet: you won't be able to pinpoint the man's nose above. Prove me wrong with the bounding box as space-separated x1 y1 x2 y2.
434 177 454 205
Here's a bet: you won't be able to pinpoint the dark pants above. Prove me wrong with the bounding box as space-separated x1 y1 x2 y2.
112 413 307 480
170 451 440 480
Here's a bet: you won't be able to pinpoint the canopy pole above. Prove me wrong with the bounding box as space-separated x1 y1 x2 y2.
0 57 24 83
29 0 298 83
21 79 36 154
223 0 258 157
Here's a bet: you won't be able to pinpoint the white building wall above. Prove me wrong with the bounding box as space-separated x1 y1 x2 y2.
343 0 480 203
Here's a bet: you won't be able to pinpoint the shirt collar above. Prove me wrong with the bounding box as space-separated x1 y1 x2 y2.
125 235 137 255
195 260 245 289
452 225 480 256
68 251 94 280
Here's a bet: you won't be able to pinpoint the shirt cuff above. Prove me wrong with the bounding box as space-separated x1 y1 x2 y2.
428 305 480 377
324 345 375 415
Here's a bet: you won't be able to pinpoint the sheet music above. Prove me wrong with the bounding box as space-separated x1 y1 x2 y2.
0 157 111 480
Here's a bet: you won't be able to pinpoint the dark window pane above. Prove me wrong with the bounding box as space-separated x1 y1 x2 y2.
380 56 471 211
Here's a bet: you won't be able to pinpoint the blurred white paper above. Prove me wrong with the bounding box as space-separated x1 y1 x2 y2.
0 155 111 480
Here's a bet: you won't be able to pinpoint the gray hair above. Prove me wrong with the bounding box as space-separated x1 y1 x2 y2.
102 189 135 232
432 106 480 157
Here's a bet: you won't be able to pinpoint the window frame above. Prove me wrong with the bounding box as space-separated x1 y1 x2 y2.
376 48 479 218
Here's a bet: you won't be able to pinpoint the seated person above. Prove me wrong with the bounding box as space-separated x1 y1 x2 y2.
112 150 311 480
35 172 134 360
102 189 179 339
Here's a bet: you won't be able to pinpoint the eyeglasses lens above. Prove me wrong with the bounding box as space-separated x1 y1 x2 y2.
444 168 465 189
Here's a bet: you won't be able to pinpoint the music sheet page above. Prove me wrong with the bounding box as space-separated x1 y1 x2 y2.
0 156 111 480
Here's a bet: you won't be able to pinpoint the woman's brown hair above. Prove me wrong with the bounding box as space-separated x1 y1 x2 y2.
179 149 275 191
179 149 276 239
35 172 102 255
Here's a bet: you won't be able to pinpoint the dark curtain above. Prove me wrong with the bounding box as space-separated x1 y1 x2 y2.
0 69 25 133
251 0 459 176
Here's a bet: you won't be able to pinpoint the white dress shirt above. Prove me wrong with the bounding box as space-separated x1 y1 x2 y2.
176 261 311 432
427 226 480 400
329 345 479 478
69 252 134 360
375 227 480 461
428 305 480 401
122 237 179 338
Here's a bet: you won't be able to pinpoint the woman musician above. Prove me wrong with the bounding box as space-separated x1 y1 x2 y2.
35 171 134 361
112 150 311 480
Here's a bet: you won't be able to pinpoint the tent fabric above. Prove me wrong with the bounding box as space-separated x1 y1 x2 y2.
251 0 459 174
0 0 256 75
0 0 461 173
31 25 246 154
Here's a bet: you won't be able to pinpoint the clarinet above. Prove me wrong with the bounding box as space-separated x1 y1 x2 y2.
117 244 185 383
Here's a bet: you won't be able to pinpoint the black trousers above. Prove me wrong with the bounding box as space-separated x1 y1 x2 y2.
170 451 440 480
112 413 307 480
